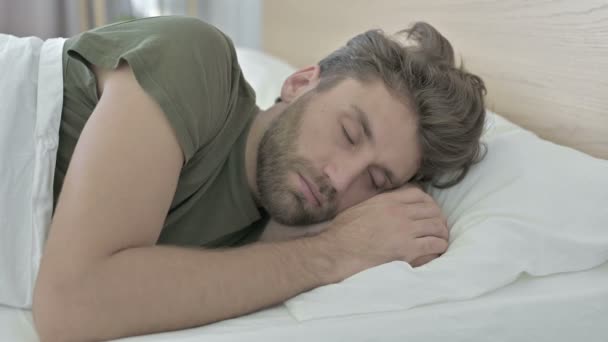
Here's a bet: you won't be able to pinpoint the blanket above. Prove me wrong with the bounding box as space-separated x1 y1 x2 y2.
0 34 65 308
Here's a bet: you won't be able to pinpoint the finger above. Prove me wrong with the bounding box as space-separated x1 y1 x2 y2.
412 218 449 240
415 236 449 256
382 184 432 205
404 202 442 221
410 254 440 267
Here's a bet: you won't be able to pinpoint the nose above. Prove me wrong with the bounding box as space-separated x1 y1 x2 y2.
323 155 369 195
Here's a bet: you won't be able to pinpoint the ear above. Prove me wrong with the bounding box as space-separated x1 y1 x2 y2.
280 65 321 103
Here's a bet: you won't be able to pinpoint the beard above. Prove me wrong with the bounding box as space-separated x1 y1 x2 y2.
256 93 338 226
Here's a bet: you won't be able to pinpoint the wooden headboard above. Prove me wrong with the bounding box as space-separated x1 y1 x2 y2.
262 0 608 159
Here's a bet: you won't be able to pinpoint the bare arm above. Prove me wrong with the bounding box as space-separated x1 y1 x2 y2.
37 236 338 341
260 220 329 242
32 64 340 341
260 213 446 267
34 64 448 341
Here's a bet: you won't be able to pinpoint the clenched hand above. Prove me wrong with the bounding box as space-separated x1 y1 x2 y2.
319 185 449 281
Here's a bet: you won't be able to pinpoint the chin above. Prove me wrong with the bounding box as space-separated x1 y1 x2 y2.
268 199 321 227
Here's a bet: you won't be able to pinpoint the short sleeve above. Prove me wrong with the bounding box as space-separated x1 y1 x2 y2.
65 16 236 163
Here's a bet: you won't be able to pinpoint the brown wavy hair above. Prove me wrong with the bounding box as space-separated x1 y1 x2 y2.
316 22 487 188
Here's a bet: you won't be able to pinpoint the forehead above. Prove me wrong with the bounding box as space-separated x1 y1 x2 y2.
312 78 421 184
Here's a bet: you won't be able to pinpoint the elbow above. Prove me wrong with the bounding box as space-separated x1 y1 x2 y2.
32 286 61 342
32 275 86 342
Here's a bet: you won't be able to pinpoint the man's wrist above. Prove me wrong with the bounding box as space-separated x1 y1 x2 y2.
273 233 344 286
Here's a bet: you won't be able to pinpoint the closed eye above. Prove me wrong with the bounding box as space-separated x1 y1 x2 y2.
368 170 381 191
342 125 355 145
369 168 392 191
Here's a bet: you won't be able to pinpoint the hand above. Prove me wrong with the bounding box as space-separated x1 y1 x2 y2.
319 185 449 279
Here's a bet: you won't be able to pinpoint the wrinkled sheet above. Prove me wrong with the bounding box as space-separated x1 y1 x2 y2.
2 261 608 342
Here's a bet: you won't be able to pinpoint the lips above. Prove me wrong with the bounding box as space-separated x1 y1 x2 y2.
298 172 322 207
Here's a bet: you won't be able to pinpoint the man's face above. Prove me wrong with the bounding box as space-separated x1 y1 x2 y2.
257 78 421 226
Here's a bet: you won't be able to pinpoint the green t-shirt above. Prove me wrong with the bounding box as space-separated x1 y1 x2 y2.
55 16 268 248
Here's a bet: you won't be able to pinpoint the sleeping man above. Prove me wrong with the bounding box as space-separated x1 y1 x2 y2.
33 16 486 341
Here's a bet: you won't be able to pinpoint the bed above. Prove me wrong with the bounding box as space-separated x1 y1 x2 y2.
2 0 608 341
2 261 608 342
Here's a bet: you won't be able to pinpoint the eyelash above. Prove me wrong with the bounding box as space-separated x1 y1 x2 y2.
368 170 381 190
342 124 388 191
342 126 355 145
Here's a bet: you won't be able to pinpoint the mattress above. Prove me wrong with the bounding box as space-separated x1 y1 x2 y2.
3 260 607 342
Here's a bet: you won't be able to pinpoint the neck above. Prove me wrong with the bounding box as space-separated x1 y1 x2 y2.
245 102 288 204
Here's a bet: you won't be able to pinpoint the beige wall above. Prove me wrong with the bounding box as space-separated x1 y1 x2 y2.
262 0 608 159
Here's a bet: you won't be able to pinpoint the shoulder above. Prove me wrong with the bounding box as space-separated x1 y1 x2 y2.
71 16 235 61
125 16 237 74
123 16 232 51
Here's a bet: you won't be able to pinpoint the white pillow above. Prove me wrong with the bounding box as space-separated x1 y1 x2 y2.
285 111 608 320
231 48 608 319
235 47 296 109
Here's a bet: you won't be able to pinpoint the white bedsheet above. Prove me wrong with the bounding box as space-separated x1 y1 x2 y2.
3 261 607 342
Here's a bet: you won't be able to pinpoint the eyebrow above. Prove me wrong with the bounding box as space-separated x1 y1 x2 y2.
350 104 397 187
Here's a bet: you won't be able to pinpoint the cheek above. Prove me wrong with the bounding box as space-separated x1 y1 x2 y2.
295 116 335 163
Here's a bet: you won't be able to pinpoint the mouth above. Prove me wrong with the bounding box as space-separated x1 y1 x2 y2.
298 172 322 207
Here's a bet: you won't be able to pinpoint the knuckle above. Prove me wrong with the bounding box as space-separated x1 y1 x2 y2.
417 191 431 203
422 239 434 253
429 204 441 217
438 239 449 252
425 238 447 254
402 185 424 196
435 218 447 230
422 192 434 203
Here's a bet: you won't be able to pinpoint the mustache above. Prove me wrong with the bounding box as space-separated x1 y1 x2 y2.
293 159 337 202
316 175 337 200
